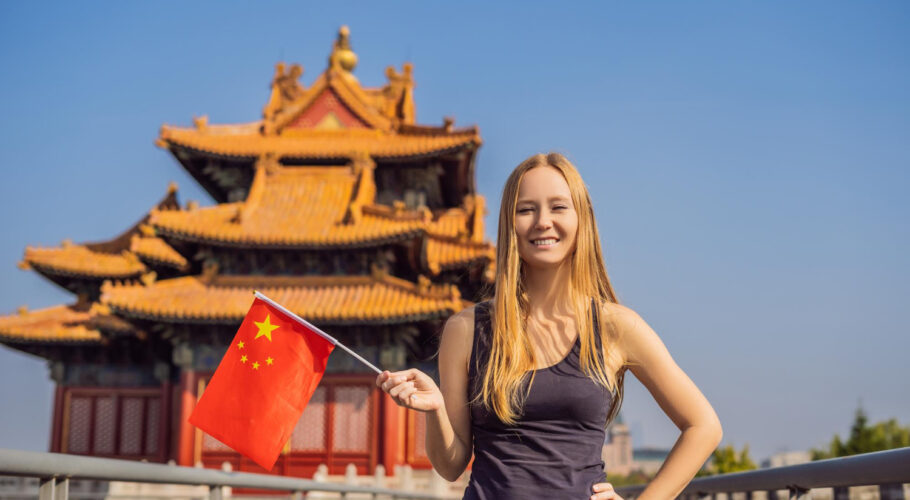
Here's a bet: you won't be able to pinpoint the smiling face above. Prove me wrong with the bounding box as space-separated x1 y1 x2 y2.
514 166 579 269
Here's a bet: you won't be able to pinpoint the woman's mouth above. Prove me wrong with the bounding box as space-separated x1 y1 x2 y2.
531 238 559 249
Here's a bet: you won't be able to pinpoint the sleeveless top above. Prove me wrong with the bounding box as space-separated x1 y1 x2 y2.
463 300 612 500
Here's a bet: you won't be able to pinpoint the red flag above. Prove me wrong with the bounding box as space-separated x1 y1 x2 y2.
189 296 335 470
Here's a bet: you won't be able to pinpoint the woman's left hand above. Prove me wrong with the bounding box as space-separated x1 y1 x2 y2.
591 482 624 500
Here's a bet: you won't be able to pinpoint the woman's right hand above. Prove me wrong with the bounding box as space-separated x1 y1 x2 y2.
376 369 445 412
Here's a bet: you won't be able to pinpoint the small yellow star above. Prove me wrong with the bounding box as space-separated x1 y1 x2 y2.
240 355 248 363
254 315 279 342
237 341 245 349
252 361 260 370
266 357 274 366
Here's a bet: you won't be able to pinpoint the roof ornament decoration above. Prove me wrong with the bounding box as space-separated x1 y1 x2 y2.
138 224 156 237
193 115 208 131
343 153 377 225
140 271 157 287
370 262 388 280
383 63 416 125
263 63 305 133
328 25 358 77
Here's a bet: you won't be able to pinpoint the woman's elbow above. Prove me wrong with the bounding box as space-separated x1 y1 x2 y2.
432 460 468 482
708 417 723 447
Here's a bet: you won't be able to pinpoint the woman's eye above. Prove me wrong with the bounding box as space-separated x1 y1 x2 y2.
517 208 534 214
552 205 568 211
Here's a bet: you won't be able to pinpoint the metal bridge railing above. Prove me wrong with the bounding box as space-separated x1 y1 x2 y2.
0 448 456 500
616 446 910 500
3 446 908 499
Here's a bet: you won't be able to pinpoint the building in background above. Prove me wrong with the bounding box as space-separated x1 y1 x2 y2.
0 26 494 478
602 413 634 475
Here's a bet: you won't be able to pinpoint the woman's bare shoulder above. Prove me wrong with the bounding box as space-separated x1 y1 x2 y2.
599 300 643 333
439 303 480 368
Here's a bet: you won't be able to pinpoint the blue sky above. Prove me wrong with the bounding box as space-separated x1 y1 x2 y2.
1 2 908 463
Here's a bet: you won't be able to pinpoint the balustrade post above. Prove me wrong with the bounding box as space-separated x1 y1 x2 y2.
209 484 223 500
880 483 907 500
833 486 849 500
788 486 809 500
38 477 56 500
54 478 69 500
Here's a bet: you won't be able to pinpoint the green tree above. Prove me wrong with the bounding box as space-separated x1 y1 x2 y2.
696 444 756 476
605 469 653 487
812 406 910 460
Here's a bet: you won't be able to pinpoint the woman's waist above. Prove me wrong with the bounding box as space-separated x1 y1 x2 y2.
466 455 606 499
471 435 605 470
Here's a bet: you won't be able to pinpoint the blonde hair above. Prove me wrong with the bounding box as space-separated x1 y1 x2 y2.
479 152 627 426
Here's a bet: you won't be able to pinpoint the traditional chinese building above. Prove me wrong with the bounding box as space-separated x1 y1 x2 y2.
0 26 494 478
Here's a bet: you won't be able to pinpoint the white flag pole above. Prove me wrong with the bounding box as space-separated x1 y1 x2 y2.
253 290 382 375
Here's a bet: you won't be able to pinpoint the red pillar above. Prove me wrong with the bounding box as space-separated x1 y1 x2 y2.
381 393 404 475
159 380 172 463
177 370 197 466
49 385 65 452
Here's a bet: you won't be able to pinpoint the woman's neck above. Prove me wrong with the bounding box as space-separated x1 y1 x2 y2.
523 260 573 313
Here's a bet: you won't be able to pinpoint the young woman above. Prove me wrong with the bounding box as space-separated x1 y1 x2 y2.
376 153 722 500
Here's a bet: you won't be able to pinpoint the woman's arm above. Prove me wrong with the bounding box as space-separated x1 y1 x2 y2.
595 305 722 500
376 306 475 481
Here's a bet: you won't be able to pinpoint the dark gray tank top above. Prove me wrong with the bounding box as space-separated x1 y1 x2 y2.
463 300 612 500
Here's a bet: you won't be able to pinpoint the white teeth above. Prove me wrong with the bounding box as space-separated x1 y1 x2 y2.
533 239 558 246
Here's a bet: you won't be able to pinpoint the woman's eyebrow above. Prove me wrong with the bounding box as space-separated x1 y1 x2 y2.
516 196 571 204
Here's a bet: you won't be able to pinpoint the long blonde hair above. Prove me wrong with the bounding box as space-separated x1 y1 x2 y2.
479 152 627 425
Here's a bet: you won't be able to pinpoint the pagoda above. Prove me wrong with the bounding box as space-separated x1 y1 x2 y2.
0 26 494 477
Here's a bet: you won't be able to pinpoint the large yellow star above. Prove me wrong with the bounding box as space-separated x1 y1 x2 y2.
254 314 279 342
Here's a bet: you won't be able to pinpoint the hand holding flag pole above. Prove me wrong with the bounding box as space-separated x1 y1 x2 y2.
189 290 382 470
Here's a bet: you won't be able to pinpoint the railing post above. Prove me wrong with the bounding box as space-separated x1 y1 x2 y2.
880 483 907 500
290 491 303 500
38 477 56 500
788 486 810 500
54 478 69 500
209 484 223 500
833 487 849 500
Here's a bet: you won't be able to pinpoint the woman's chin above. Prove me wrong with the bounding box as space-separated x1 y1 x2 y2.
520 255 570 270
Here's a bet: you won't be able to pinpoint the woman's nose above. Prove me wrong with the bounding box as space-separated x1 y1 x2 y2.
535 212 553 230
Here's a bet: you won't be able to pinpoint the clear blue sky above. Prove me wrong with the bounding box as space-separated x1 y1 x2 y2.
1 2 908 464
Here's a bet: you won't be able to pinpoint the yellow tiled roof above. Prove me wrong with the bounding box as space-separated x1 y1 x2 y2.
19 184 187 280
271 71 395 132
159 125 480 160
149 164 479 249
425 235 496 274
100 272 468 324
130 235 189 271
0 304 103 344
22 243 146 279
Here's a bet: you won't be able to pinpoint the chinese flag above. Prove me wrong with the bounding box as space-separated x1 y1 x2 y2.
189 296 335 470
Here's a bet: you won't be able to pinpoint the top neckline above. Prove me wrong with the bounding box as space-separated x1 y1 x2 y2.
530 334 580 373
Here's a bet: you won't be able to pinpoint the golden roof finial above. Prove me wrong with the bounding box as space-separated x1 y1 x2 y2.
329 25 358 73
